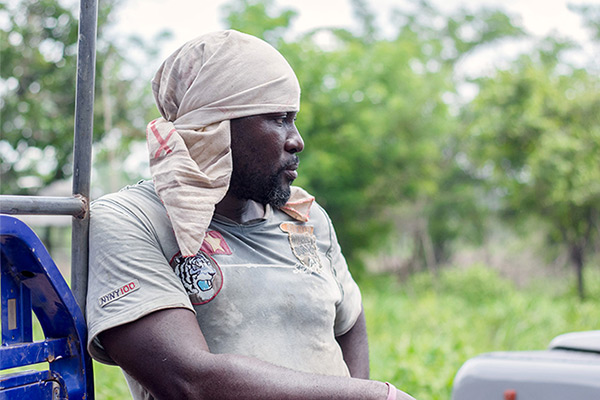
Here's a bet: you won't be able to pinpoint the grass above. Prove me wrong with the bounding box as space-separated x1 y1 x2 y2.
362 265 600 399
93 361 131 399
4 264 599 399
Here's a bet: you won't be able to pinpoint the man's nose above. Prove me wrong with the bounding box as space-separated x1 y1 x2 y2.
285 125 304 154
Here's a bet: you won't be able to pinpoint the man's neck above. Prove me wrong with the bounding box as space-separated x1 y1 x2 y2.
214 194 266 224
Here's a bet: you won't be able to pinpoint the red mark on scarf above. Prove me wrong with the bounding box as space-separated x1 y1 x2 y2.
149 120 175 159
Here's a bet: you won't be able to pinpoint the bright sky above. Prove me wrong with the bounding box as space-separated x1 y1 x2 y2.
113 0 595 55
108 0 598 82
105 0 599 101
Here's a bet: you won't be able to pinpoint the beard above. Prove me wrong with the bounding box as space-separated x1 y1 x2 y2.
228 157 297 208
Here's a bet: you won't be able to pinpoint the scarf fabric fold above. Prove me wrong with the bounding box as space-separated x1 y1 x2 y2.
146 30 310 257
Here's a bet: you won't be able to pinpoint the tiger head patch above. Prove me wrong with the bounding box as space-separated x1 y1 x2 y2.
172 251 223 305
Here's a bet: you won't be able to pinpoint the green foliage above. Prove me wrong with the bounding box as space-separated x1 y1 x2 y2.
93 361 132 399
8 0 596 282
362 265 600 399
220 0 297 45
1 0 80 193
461 36 600 297
445 7 524 58
0 0 166 195
222 0 524 268
569 3 600 41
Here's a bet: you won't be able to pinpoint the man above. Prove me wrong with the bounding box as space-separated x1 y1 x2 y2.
86 30 415 400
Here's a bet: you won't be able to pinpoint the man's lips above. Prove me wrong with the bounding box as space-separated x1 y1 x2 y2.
283 157 299 181
285 169 298 180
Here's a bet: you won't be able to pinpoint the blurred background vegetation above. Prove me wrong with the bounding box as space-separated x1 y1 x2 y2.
1 0 600 398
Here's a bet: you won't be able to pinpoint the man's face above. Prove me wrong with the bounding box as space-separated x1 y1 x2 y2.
229 112 304 208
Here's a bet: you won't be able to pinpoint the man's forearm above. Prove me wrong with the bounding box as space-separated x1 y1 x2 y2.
189 352 388 400
102 308 413 400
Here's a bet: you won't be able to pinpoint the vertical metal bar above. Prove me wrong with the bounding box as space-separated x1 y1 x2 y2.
71 0 98 313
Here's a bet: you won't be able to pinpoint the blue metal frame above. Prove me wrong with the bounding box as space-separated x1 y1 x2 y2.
0 215 94 399
1 370 67 399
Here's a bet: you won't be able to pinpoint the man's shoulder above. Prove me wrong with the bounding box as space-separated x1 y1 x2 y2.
93 180 158 204
91 180 164 220
88 181 178 261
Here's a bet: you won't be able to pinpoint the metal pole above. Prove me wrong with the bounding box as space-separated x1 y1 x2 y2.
71 0 98 313
0 196 86 217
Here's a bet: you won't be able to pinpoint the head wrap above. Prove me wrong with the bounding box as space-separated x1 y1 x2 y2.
146 30 312 257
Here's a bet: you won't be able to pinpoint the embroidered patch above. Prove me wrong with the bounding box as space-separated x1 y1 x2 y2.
98 280 140 308
280 222 322 274
201 231 232 255
172 251 223 305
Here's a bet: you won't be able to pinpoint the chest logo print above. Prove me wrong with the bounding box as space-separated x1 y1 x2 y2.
280 222 322 274
172 251 223 305
201 230 232 255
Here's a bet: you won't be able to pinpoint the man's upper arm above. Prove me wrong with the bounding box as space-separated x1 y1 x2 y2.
86 196 192 364
336 306 370 379
99 307 211 399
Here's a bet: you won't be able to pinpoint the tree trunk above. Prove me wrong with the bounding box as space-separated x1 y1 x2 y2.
569 244 585 300
420 217 437 275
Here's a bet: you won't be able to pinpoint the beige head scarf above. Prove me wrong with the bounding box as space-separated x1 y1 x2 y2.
147 30 313 257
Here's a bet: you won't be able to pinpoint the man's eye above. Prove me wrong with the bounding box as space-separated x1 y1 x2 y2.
273 115 286 125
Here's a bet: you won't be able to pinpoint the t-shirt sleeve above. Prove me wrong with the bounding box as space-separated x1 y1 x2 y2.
86 196 193 365
318 207 362 336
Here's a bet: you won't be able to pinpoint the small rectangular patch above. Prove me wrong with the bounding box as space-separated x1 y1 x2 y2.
98 279 140 308
8 298 16 330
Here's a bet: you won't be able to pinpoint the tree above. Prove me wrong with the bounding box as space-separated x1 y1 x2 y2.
1 0 80 193
221 0 524 270
569 3 600 42
0 0 167 195
461 37 600 299
220 0 297 45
